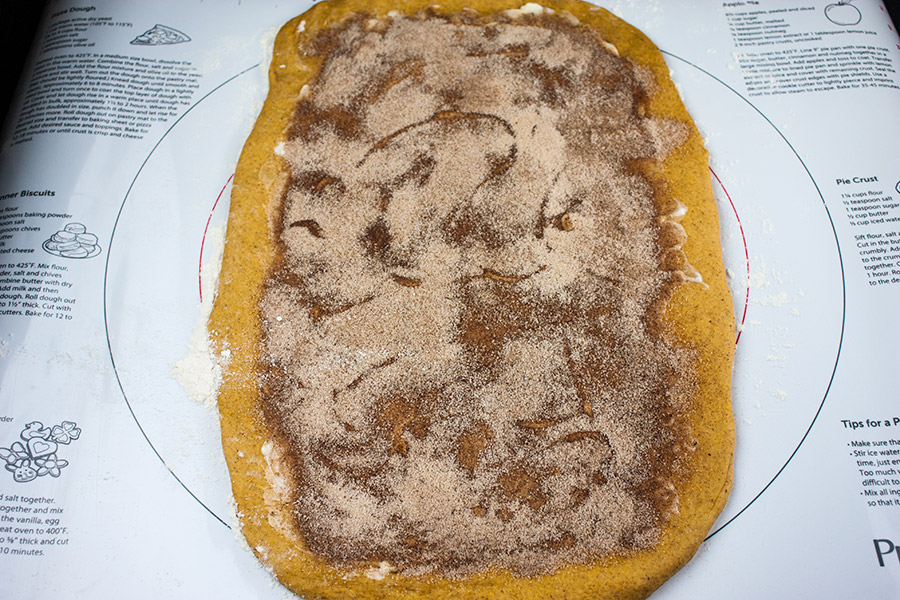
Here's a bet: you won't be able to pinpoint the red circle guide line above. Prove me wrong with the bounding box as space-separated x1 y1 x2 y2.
199 173 234 303
709 166 749 346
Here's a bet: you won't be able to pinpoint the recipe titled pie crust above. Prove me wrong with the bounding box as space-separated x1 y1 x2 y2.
209 0 735 598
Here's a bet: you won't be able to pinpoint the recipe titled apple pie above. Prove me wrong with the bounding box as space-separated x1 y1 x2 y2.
209 1 735 598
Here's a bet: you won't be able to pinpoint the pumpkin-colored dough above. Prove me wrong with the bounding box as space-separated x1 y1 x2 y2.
209 1 735 598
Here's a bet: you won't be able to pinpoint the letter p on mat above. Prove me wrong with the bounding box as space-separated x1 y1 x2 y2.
874 539 899 567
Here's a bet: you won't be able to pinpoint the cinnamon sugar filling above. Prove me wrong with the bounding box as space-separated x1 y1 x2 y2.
260 9 696 577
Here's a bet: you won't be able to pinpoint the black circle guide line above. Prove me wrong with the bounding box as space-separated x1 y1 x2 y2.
104 47 848 539
103 63 260 529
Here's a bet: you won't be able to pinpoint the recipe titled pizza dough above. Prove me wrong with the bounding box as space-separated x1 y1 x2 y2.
209 1 735 598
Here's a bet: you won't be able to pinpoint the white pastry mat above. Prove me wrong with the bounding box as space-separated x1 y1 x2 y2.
0 0 899 597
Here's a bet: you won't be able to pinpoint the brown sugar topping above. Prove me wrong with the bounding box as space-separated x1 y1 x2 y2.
259 8 696 577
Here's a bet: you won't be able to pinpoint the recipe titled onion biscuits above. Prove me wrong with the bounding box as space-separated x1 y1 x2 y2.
209 1 735 598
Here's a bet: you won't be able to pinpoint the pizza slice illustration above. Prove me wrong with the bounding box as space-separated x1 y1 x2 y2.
131 24 191 46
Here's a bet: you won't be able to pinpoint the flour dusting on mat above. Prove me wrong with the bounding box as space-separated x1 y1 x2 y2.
174 222 229 408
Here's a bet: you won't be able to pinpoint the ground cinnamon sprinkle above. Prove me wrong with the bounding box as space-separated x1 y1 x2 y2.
259 8 696 577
